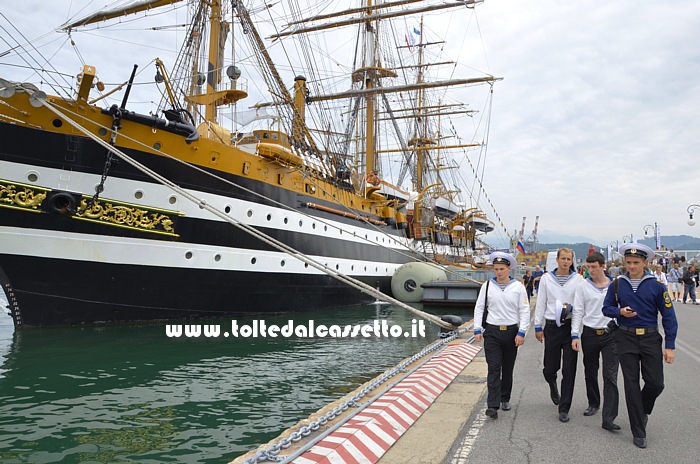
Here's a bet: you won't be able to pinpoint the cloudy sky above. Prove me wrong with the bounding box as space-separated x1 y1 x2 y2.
2 1 699 248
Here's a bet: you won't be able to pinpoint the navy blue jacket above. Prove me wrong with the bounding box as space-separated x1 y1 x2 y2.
602 274 678 349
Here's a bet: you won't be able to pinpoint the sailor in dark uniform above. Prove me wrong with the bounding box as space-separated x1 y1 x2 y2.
474 252 531 419
602 243 678 449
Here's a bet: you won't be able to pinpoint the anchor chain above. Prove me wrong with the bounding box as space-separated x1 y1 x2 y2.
77 106 122 214
242 327 472 464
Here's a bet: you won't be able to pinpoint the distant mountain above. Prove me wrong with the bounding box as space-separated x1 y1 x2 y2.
535 235 700 263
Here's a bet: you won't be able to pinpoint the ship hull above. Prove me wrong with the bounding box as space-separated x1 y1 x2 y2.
0 122 411 328
0 252 391 327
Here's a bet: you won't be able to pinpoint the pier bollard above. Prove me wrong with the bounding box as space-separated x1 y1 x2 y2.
438 314 463 338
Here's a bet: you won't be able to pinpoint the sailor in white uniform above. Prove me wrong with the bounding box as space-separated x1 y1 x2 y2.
534 247 583 423
474 252 531 419
571 251 620 431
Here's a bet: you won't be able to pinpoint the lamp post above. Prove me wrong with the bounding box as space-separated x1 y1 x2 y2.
688 204 700 226
643 222 660 249
622 235 631 244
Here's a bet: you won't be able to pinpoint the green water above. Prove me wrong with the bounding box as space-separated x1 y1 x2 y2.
0 304 472 463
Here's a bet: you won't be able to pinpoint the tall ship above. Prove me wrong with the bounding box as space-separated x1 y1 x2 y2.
0 0 501 327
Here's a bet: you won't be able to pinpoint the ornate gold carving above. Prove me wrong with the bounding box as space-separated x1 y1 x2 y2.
75 199 178 236
0 178 180 236
0 181 48 212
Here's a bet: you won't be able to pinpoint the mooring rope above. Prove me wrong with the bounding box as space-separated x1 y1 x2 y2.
33 92 454 330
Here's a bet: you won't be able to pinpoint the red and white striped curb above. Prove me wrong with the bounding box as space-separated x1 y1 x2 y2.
292 342 482 464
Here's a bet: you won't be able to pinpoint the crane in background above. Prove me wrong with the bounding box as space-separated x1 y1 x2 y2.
524 215 540 253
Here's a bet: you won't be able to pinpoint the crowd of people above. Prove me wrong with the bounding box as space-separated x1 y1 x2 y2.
473 244 678 450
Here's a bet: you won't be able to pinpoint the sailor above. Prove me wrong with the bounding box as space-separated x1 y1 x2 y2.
571 252 620 431
602 243 677 449
534 247 583 423
473 251 531 419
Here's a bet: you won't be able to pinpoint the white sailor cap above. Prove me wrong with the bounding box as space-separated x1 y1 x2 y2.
489 251 517 268
619 243 654 260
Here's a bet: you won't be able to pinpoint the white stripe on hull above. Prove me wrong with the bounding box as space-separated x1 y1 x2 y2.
1 160 411 251
0 226 402 276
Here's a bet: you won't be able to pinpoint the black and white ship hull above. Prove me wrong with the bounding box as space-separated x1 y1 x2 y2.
0 128 412 327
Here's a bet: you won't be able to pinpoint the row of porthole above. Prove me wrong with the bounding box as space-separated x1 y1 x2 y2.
183 251 388 273
24 170 388 244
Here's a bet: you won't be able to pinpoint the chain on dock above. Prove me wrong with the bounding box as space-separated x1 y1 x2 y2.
242 325 474 464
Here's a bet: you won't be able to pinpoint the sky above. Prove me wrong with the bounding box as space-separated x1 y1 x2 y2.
2 0 700 248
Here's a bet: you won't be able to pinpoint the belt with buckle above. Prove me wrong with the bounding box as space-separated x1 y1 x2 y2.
583 326 607 336
487 323 517 331
618 325 658 335
545 319 570 326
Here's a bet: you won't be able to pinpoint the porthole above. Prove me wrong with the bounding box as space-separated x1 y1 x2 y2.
312 223 316 229
97 127 107 136
324 225 328 232
280 260 286 267
299 220 303 227
304 263 309 268
375 266 378 272
364 266 367 272
168 195 177 205
52 119 63 128
134 190 144 200
247 209 253 218
214 254 222 262
185 251 193 259
284 217 289 224
351 265 354 271
335 264 339 270
153 142 162 151
267 213 272 221
225 205 232 214
27 172 39 183
251 257 257 265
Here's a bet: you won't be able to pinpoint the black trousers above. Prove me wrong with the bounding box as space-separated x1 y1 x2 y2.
616 329 665 439
484 324 519 409
543 321 578 413
581 327 619 423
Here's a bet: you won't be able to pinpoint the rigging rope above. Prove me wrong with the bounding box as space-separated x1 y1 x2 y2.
31 89 454 330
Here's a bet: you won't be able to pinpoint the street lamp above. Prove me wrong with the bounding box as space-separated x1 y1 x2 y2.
622 235 630 244
643 224 654 238
688 204 700 226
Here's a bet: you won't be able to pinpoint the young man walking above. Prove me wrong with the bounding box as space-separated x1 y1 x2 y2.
474 252 531 419
602 243 678 449
571 252 620 431
534 248 583 423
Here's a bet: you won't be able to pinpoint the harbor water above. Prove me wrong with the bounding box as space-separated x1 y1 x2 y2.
0 303 473 463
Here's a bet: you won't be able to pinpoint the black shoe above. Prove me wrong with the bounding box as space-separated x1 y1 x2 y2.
633 437 647 448
643 414 648 428
559 412 570 423
501 402 511 411
549 383 560 405
485 408 498 419
583 406 599 416
602 421 622 431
